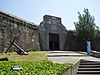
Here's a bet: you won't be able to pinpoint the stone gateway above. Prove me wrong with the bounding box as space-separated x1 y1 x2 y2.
39 15 67 50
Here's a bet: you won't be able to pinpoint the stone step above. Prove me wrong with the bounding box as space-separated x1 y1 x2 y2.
80 60 100 63
77 74 100 75
80 62 100 65
77 60 100 75
79 65 100 68
47 54 84 57
77 71 100 74
78 68 100 71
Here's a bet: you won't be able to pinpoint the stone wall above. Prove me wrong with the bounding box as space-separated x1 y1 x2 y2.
64 30 100 52
64 30 86 51
0 11 40 53
91 38 100 51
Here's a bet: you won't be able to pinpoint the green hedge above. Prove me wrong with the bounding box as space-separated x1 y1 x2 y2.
0 60 72 75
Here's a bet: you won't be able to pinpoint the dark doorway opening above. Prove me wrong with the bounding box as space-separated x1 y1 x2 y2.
49 33 59 50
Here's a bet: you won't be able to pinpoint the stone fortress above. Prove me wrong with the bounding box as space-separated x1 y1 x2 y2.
0 10 100 52
0 11 67 52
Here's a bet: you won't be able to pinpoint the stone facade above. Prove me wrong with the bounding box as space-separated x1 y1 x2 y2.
1 11 100 52
0 11 40 52
39 15 67 50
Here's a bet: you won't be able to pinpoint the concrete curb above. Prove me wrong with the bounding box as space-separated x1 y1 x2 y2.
62 59 80 75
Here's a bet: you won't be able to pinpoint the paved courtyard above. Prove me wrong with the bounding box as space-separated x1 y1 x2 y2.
47 51 100 64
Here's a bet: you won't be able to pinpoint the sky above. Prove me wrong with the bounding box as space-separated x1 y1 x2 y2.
0 0 100 30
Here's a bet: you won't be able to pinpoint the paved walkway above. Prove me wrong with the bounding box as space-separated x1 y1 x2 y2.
47 51 100 64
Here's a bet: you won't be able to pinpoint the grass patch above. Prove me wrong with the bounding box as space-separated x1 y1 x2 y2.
0 60 72 75
0 51 73 75
0 51 49 62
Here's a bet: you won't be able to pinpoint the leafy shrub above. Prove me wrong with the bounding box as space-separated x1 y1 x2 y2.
0 60 71 75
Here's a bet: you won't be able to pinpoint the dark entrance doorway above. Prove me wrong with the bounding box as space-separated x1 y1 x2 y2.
49 33 60 50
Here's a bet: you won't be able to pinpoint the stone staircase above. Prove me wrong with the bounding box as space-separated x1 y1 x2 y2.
77 59 100 75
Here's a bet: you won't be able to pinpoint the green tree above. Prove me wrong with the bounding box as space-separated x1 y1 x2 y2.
74 8 97 54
